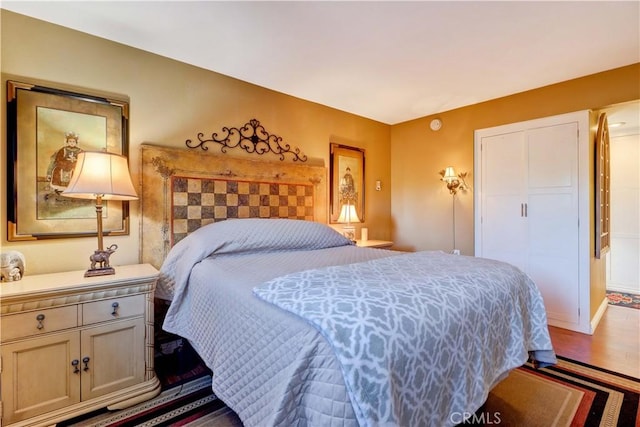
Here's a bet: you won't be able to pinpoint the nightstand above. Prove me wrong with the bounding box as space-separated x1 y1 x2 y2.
356 240 394 249
0 264 161 426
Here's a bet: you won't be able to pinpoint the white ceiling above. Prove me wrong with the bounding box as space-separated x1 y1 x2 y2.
2 1 639 125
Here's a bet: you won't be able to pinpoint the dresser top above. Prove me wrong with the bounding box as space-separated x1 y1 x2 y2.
0 263 158 300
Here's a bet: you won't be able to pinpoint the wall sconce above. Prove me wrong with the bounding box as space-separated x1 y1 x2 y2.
337 202 360 241
439 166 468 195
62 151 138 277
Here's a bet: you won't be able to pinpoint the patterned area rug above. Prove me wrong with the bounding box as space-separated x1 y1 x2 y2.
606 290 640 309
479 356 640 427
61 356 639 427
62 376 240 427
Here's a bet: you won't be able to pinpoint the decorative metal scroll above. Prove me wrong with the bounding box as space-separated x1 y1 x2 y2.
186 118 307 162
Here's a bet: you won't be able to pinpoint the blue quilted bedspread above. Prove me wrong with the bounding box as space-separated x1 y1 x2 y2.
254 251 556 427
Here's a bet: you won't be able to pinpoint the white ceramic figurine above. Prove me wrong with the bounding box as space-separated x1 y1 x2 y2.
0 250 26 281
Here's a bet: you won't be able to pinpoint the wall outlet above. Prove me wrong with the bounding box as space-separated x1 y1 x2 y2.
452 249 461 255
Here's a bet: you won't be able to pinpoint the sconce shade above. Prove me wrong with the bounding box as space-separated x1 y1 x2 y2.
62 151 138 201
337 203 361 224
442 166 457 183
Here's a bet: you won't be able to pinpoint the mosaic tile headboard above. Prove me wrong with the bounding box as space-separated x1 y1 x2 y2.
140 144 327 269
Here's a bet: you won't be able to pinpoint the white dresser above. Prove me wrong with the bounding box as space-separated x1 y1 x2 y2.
0 264 161 426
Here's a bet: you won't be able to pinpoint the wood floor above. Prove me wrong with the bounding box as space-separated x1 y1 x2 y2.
548 304 640 378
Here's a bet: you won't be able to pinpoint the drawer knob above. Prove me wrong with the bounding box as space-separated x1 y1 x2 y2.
82 356 90 371
111 302 120 316
36 313 45 329
71 359 80 374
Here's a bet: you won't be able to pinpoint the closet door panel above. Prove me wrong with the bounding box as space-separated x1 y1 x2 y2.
527 193 577 257
479 132 527 270
482 131 525 194
529 256 579 323
527 123 577 190
528 192 579 324
526 122 580 325
481 195 527 270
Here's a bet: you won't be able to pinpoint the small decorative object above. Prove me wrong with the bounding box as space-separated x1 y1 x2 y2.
89 244 118 271
0 250 26 281
186 118 307 162
62 151 138 277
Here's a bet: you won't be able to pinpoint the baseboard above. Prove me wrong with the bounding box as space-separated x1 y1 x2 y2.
606 285 640 295
590 297 609 334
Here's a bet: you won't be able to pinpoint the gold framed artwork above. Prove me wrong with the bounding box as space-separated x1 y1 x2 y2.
6 80 130 241
329 143 365 223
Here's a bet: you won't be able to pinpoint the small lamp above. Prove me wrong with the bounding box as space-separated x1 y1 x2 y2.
439 166 468 195
62 151 138 277
336 202 360 241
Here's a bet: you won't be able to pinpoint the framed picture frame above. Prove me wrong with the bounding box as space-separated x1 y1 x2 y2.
6 80 131 241
329 143 365 223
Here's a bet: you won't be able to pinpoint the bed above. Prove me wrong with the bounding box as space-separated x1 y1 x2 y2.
141 143 556 427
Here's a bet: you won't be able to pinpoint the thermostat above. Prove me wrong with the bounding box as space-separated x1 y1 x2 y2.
430 118 442 131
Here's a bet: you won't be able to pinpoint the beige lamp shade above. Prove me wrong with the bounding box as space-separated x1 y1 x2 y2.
442 166 457 183
337 203 360 224
62 151 138 200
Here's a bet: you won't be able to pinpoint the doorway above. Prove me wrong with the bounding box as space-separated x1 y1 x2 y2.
599 100 640 296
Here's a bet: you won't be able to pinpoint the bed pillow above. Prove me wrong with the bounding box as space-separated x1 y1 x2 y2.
159 219 353 299
184 218 353 255
210 218 353 253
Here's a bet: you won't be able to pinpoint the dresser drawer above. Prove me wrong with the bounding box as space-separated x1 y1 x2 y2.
82 294 145 325
1 305 78 341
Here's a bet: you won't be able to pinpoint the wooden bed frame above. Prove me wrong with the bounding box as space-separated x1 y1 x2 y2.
140 144 327 269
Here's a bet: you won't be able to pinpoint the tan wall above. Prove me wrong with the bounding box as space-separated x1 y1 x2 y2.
391 64 639 320
391 63 640 254
0 11 391 275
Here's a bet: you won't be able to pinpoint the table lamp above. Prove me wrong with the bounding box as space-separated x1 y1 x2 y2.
62 151 138 277
337 202 360 241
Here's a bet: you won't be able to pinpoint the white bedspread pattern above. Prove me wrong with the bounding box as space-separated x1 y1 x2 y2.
254 251 555 427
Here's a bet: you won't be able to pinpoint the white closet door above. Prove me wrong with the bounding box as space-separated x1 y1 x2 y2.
475 111 591 333
526 123 580 324
479 131 527 271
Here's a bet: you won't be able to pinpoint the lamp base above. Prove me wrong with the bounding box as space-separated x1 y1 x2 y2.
342 225 356 242
84 245 119 277
84 266 115 277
